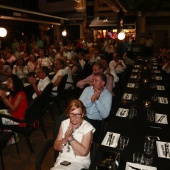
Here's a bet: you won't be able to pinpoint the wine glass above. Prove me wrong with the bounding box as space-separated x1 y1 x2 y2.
118 136 129 150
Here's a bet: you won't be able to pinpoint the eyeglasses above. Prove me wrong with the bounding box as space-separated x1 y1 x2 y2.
69 113 82 118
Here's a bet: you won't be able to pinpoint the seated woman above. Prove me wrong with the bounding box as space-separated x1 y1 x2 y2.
0 74 28 125
51 99 95 170
12 57 28 77
27 54 38 72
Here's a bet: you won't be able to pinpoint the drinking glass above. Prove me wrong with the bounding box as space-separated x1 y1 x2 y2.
133 153 143 164
144 136 155 147
144 143 154 155
151 93 159 102
146 109 155 122
118 136 129 150
128 108 137 119
143 153 153 166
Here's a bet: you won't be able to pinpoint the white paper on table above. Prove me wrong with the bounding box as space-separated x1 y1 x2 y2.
125 162 157 170
116 108 129 117
130 75 137 79
24 83 30 87
154 70 160 73
155 76 162 80
155 113 168 124
132 69 138 72
156 85 165 91
156 141 170 159
158 97 168 104
127 83 135 88
122 93 132 100
101 132 120 148
152 66 158 69
0 109 10 115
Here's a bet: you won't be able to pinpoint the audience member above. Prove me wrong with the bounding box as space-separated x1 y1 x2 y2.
0 74 28 125
12 58 28 77
79 73 112 142
51 99 95 170
100 58 119 83
37 50 52 68
0 59 12 82
49 49 58 63
29 66 50 99
51 59 66 96
27 54 38 72
109 53 127 74
76 62 114 95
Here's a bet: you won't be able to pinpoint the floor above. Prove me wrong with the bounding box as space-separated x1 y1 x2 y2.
2 104 66 170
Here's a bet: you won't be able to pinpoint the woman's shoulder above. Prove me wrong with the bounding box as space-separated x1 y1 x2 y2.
81 120 95 133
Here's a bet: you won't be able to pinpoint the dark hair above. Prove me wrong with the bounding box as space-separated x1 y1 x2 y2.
65 99 86 117
16 57 25 66
41 66 49 76
93 62 103 70
56 58 65 68
93 72 107 85
9 74 24 97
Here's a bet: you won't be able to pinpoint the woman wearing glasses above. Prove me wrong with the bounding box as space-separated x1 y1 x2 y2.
51 99 95 170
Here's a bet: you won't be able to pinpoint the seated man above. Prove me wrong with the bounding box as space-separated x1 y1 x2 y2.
28 66 50 99
79 73 112 142
51 58 66 96
76 62 114 96
109 53 127 74
100 58 119 83
0 59 12 82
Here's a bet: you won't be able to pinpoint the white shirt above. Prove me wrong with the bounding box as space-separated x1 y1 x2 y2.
109 60 127 74
64 66 73 89
32 76 50 99
37 57 52 68
51 69 65 95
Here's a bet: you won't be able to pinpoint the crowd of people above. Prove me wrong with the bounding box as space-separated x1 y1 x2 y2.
1 35 169 169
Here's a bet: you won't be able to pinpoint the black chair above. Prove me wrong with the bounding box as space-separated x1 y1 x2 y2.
39 82 54 138
35 113 95 170
0 95 45 154
0 131 19 170
35 113 67 170
50 74 68 114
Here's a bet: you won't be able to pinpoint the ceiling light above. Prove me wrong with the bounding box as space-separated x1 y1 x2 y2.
0 27 7 37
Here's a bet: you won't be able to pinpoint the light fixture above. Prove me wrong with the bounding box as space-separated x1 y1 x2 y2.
118 31 125 40
0 27 7 37
62 29 67 36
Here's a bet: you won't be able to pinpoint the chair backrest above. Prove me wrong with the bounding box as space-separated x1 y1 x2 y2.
42 82 53 105
57 74 68 97
25 95 43 124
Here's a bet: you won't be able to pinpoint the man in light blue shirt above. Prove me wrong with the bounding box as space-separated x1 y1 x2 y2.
79 72 112 142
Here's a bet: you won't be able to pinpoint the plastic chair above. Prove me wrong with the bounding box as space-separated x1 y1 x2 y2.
0 131 19 170
50 74 68 114
39 82 54 138
0 95 45 154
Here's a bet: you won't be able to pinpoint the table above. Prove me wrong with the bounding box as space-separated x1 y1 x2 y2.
89 57 170 170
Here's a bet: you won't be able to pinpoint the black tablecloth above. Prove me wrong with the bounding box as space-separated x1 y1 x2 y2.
90 57 170 170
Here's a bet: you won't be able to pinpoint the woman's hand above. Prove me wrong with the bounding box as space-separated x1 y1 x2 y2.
65 124 74 140
0 89 7 99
